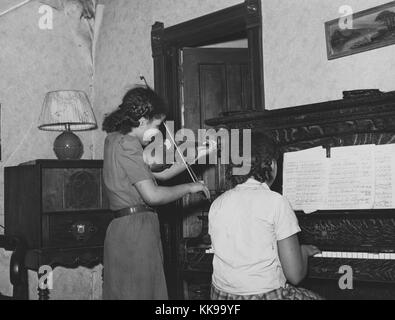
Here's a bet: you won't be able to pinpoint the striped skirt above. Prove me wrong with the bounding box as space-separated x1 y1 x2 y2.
210 283 324 300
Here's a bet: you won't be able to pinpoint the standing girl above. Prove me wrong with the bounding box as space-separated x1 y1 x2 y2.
102 86 209 300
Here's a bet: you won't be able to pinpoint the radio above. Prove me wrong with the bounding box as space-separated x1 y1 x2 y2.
4 160 114 300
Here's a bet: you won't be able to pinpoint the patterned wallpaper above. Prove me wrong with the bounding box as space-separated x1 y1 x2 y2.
92 0 154 158
93 0 241 158
0 0 96 299
151 0 241 27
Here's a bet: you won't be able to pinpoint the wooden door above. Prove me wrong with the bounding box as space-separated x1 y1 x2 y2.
182 48 252 133
181 47 251 237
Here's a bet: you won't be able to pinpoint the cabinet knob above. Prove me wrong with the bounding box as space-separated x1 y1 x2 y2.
70 221 97 241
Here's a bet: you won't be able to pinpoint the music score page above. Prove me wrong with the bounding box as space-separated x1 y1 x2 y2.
283 144 395 213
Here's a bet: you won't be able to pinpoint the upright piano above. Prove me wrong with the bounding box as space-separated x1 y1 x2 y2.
180 91 395 300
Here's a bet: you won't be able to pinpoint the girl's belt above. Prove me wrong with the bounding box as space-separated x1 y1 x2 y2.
115 205 154 218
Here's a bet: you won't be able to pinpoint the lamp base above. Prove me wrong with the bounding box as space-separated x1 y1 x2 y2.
53 131 83 160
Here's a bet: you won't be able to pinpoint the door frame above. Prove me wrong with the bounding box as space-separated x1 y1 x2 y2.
151 0 264 130
150 0 263 300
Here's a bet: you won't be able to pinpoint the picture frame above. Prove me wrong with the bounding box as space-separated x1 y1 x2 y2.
325 1 395 60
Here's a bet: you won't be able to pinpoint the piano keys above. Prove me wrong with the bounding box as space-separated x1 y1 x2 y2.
314 252 395 260
204 249 395 261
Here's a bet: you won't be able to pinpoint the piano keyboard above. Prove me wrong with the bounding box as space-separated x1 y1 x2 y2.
205 249 395 260
313 251 395 260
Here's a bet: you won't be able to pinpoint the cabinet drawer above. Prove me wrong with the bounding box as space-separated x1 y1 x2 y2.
42 212 114 248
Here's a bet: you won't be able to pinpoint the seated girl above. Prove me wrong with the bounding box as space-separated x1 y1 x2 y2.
208 132 323 300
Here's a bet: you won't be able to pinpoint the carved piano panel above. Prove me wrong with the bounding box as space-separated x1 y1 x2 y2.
298 211 395 252
308 258 395 283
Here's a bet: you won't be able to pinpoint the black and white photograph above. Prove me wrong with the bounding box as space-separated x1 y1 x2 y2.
0 0 395 308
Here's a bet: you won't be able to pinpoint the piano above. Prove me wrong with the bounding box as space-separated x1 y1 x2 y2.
296 209 395 299
180 90 395 300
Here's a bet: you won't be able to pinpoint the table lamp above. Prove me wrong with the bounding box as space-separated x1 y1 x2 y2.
38 90 97 160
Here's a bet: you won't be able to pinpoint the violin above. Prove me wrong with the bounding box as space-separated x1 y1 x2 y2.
143 122 218 199
144 137 216 172
138 75 218 199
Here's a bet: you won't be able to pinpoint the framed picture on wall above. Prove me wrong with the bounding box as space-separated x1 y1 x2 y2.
325 1 395 60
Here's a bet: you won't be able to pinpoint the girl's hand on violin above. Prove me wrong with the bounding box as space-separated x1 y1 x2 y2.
188 182 211 199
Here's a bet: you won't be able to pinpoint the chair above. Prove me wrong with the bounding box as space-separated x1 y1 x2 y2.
0 235 28 300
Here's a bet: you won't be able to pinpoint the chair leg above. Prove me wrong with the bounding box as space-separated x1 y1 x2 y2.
37 271 50 301
9 246 29 300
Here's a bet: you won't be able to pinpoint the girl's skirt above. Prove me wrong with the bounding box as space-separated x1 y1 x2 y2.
103 211 168 300
210 283 324 300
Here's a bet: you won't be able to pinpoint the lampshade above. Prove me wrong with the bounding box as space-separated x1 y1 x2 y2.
38 90 97 131
38 90 97 160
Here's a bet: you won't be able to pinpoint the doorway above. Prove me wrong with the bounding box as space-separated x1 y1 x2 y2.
181 47 251 132
180 44 251 239
151 0 263 299
151 0 264 130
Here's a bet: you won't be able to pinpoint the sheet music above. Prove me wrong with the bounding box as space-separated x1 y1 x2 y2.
374 144 395 209
283 147 328 213
325 145 375 210
282 144 392 212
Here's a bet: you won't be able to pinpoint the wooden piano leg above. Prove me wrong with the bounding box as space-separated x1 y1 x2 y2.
37 287 49 300
183 280 189 300
11 269 28 300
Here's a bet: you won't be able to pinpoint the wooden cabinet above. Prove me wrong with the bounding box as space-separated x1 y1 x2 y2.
5 160 114 300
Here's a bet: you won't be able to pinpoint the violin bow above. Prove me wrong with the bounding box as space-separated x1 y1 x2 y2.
140 74 149 87
140 75 208 196
163 122 199 184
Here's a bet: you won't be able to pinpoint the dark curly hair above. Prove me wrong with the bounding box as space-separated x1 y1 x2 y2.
102 86 167 134
227 132 279 187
